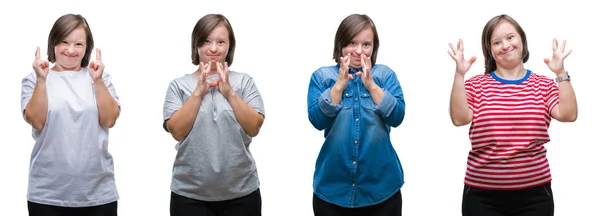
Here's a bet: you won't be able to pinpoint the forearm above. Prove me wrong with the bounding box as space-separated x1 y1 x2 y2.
330 84 344 104
450 73 473 126
367 85 384 105
167 91 203 141
226 91 264 137
24 79 48 131
556 73 578 121
94 80 119 128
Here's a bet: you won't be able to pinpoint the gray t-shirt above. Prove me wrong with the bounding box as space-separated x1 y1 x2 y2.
20 68 120 207
163 71 265 201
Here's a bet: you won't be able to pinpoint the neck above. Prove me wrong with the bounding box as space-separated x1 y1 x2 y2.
193 68 218 76
52 64 82 72
494 64 526 80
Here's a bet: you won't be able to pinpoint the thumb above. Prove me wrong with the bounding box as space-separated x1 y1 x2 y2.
544 58 550 64
468 56 477 64
209 81 219 87
355 72 363 77
90 61 96 70
347 74 354 80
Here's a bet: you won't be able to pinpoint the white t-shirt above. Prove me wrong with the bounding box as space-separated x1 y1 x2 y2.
20 67 120 207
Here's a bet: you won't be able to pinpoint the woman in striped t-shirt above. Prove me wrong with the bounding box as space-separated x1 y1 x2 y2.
448 14 578 216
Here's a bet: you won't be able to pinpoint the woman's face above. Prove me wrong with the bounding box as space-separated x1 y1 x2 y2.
490 20 523 68
198 24 229 68
54 27 86 71
342 27 374 69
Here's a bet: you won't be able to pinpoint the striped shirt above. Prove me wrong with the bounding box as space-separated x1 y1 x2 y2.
464 69 559 190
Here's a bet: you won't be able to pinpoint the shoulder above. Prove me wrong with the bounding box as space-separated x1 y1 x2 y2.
465 74 490 85
22 72 37 83
311 65 338 79
167 74 196 90
371 64 396 77
528 71 556 85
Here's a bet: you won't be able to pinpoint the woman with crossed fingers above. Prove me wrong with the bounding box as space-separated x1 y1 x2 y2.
20 14 121 216
162 14 265 216
448 14 578 216
307 14 406 216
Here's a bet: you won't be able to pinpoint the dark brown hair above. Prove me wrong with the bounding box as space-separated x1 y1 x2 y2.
481 14 529 74
191 14 236 66
47 14 94 67
333 14 380 66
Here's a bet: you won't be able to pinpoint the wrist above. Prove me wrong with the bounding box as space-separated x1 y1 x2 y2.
366 83 380 92
555 69 567 76
93 78 104 85
333 83 345 93
225 90 236 99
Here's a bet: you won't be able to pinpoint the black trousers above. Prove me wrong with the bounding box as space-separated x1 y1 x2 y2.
462 183 554 216
170 189 262 216
313 190 402 216
28 201 117 216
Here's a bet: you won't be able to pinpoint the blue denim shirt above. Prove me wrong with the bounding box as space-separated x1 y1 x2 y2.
307 64 406 208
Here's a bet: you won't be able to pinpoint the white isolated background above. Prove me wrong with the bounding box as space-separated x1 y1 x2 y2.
0 0 597 215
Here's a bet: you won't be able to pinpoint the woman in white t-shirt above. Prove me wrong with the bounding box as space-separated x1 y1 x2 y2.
20 13 121 216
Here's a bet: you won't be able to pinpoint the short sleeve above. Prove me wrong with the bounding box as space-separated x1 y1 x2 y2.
464 77 477 111
545 80 560 113
21 72 37 120
101 72 121 107
241 75 265 116
163 81 184 121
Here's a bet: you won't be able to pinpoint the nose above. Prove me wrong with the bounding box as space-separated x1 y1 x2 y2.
66 44 76 54
209 42 218 52
501 40 511 49
355 45 364 54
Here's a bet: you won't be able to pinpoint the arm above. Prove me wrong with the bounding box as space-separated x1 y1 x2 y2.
95 73 120 129
225 77 265 137
22 75 47 131
369 70 405 127
450 73 474 126
164 82 204 142
549 72 577 122
307 71 342 131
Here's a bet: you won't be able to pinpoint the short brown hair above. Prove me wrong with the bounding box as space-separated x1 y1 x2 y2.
191 14 236 66
333 14 380 66
47 14 94 67
481 14 529 74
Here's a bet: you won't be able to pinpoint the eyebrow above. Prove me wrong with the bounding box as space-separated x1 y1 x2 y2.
492 32 515 40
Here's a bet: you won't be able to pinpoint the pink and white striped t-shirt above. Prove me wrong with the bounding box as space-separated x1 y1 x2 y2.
464 70 559 190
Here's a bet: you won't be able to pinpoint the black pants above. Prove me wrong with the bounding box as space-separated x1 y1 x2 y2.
313 190 402 216
170 189 262 216
462 183 554 216
28 201 117 216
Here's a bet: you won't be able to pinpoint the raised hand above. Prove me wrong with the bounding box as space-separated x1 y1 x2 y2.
448 39 476 75
334 53 353 91
355 54 377 90
544 38 572 75
32 47 49 79
194 61 219 97
216 61 234 97
89 48 104 82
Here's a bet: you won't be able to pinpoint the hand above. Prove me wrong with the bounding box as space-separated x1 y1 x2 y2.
355 54 377 90
32 47 49 79
89 48 104 82
448 39 476 75
216 61 234 98
194 61 219 97
544 38 572 75
334 53 354 91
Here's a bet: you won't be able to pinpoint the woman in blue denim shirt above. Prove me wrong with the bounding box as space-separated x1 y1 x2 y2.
307 14 407 216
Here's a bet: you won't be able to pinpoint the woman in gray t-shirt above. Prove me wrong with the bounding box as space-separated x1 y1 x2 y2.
21 14 121 216
162 14 266 216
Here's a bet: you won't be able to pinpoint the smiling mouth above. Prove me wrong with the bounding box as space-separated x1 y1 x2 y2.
502 48 515 55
